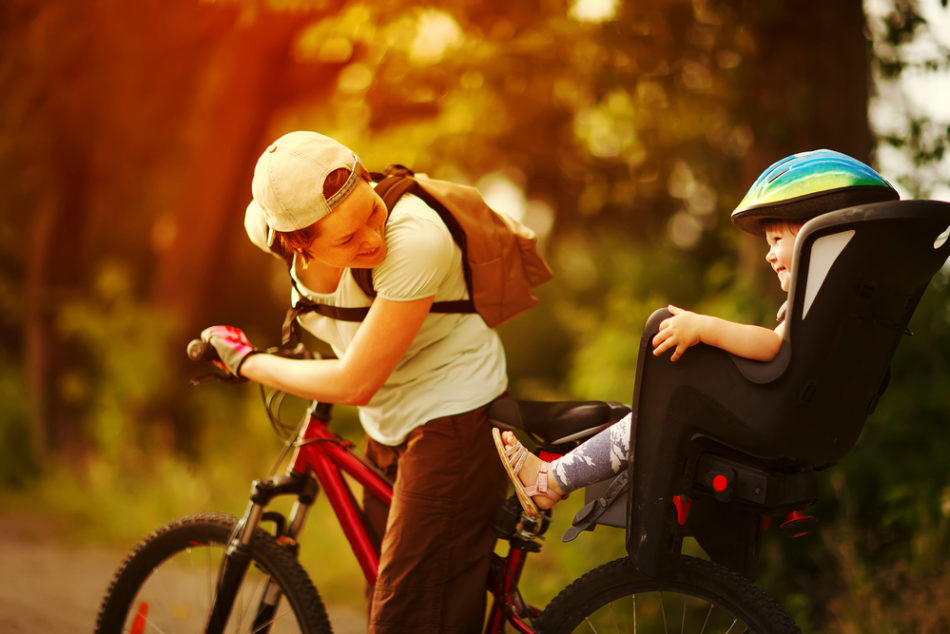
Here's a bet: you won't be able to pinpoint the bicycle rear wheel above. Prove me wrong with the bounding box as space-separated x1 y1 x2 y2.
535 555 800 634
96 512 331 633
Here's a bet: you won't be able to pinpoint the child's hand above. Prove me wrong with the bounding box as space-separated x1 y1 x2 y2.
652 305 704 361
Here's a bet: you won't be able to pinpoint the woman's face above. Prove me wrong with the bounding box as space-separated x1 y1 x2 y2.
306 180 388 270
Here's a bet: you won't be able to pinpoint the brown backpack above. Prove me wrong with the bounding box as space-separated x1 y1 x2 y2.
280 165 552 344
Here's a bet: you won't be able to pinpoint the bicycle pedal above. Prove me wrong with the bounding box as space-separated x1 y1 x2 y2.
519 507 552 538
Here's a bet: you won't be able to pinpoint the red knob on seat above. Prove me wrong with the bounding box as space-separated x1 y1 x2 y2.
673 495 691 526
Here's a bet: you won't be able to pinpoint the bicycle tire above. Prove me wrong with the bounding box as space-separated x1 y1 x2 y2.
95 512 331 633
535 555 801 634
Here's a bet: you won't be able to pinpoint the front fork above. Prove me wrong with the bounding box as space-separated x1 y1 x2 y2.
204 470 319 634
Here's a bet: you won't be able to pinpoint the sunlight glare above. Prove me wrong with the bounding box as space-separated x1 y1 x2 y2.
410 11 462 65
477 173 526 223
570 0 618 23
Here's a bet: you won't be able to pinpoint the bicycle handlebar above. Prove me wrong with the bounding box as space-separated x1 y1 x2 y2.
186 338 218 363
187 338 318 364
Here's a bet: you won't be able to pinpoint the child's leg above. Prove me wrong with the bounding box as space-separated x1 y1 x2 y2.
496 413 632 510
550 412 631 493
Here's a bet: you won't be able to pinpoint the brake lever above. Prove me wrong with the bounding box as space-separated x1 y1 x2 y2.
188 372 248 387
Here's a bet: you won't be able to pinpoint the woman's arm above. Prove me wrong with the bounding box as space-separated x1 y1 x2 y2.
240 295 435 405
652 304 785 362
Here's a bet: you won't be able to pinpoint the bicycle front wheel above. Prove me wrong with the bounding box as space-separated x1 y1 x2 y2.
535 555 800 634
96 512 331 633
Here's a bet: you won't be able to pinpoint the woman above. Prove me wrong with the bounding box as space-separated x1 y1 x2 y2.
203 131 510 633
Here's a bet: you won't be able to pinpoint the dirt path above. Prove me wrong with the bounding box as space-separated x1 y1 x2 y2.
0 513 116 632
0 513 366 633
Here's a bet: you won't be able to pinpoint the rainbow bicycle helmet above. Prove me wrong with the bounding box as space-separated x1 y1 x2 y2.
731 149 899 235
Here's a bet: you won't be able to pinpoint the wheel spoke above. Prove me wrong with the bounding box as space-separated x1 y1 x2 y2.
607 599 620 632
681 594 687 632
699 602 714 633
192 543 216 618
137 612 169 634
572 591 778 634
582 615 599 633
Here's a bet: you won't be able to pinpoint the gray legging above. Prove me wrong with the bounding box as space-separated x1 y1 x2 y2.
550 413 632 493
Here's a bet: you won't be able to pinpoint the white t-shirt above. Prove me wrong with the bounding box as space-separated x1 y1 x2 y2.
290 192 508 445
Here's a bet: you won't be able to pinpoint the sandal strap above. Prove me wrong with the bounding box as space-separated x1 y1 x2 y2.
500 431 563 503
505 442 529 476
525 461 551 497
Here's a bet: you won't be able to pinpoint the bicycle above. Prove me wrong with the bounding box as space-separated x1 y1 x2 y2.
95 339 801 633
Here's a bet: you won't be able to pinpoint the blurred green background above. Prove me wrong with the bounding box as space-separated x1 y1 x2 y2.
2 0 949 631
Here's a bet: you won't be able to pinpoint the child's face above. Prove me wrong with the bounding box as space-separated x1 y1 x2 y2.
764 224 799 292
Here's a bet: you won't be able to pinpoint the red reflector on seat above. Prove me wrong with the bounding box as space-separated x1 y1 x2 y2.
673 495 691 525
712 474 729 492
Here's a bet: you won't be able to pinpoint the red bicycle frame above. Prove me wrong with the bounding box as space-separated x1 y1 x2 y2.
289 412 392 585
283 405 545 633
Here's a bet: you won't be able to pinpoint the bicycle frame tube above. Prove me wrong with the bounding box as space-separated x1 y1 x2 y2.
291 415 393 585
486 546 535 634
285 412 539 634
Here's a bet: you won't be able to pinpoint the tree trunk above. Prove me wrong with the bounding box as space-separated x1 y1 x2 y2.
150 11 310 339
736 0 873 289
24 125 93 462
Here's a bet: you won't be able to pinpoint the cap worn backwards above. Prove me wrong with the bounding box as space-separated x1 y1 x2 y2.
251 131 363 241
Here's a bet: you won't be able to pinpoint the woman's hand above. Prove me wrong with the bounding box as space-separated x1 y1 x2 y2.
201 325 260 376
652 305 705 361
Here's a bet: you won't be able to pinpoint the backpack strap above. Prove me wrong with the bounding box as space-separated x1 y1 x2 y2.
372 167 476 315
347 167 417 299
280 279 372 347
348 166 476 317
283 292 477 347
280 165 476 346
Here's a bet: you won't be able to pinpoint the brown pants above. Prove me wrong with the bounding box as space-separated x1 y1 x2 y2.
362 401 509 634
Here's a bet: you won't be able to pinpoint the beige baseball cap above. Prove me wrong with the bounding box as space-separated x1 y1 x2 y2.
251 131 362 244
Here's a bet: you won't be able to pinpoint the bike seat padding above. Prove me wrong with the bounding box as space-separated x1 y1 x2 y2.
488 398 631 449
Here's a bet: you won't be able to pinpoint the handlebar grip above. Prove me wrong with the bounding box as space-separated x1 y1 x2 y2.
186 338 218 362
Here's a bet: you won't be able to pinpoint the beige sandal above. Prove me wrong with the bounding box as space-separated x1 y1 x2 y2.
492 428 565 518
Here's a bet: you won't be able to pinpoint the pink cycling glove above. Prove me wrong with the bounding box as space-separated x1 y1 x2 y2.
201 325 261 377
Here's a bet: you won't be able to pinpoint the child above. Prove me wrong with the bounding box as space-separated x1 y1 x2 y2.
495 149 899 518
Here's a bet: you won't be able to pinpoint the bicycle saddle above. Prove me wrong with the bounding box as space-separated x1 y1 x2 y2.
488 398 631 449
